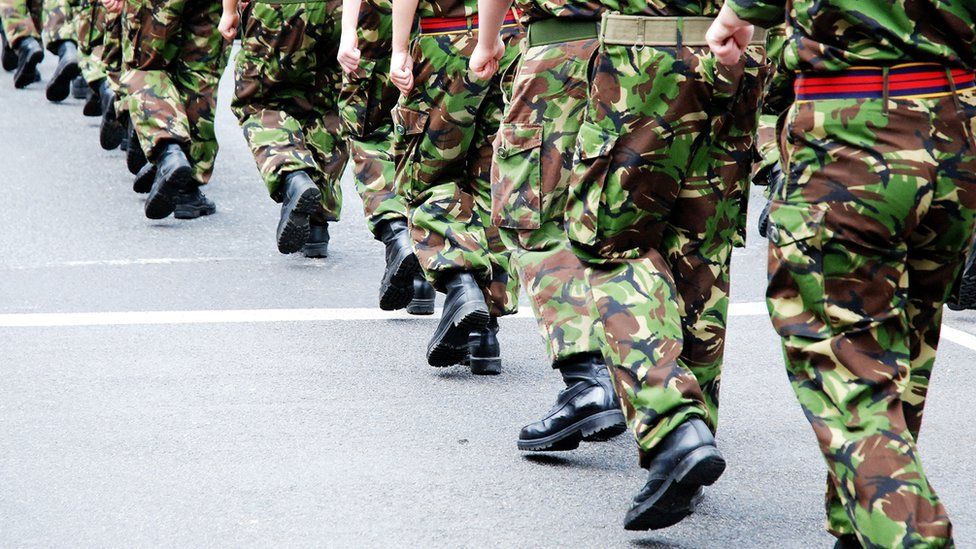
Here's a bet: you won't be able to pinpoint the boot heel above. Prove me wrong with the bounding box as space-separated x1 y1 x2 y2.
469 355 501 375
406 297 434 315
674 446 726 487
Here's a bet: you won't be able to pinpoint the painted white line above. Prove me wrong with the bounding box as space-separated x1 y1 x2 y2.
942 326 976 353
0 301 973 354
3 257 253 270
0 301 771 328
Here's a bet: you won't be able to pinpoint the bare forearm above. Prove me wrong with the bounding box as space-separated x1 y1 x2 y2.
222 0 239 16
476 0 512 45
391 0 419 54
341 0 362 38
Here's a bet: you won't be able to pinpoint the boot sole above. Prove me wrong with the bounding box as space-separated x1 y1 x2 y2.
277 186 322 255
45 61 79 102
379 251 420 311
517 409 626 452
427 302 489 368
145 165 192 220
100 110 125 151
133 166 155 194
406 298 435 316
174 201 216 220
14 48 42 89
623 446 726 531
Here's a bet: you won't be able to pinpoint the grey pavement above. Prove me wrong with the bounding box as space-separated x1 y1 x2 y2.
1 52 974 548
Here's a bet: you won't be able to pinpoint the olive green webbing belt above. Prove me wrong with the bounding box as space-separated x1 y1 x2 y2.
527 14 766 48
526 19 598 48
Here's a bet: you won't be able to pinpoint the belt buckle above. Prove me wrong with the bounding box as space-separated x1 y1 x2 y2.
635 17 645 52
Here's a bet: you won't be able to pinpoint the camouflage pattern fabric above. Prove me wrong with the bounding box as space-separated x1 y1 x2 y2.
492 37 606 363
231 0 347 220
75 0 105 84
0 0 42 46
414 0 473 21
765 85 976 548
728 0 976 72
516 0 723 24
100 7 123 98
121 0 230 185
42 0 79 52
337 0 409 236
565 40 768 465
393 28 522 316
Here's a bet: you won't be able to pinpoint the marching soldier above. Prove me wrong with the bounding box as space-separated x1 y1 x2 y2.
389 0 522 373
337 0 435 313
122 0 231 220
42 0 81 102
471 0 625 452
476 0 769 530
0 0 44 88
709 1 976 546
222 0 347 258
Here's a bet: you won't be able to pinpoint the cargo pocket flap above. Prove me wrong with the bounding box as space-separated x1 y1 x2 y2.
497 123 542 159
392 105 430 137
767 203 826 247
577 120 618 160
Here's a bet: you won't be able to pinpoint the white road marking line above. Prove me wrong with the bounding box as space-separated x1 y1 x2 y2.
942 326 976 352
3 257 252 270
0 303 973 354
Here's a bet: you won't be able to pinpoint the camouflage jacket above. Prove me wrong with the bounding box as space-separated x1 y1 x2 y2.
728 0 976 72
518 0 722 25
417 0 475 20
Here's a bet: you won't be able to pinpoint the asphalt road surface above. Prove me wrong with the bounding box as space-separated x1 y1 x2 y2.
2 52 975 548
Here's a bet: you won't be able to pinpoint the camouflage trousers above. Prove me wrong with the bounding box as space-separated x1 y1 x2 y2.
231 0 347 220
0 0 41 46
336 1 407 236
43 0 77 52
392 29 522 316
75 0 105 83
100 7 122 95
122 0 229 185
492 37 605 363
767 86 976 547
565 40 767 465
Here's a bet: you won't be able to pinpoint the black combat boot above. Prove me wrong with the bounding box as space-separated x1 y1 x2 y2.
624 418 725 531
132 162 155 194
126 124 148 174
276 171 322 254
71 74 87 99
377 218 421 311
45 40 80 102
406 275 435 315
99 81 125 150
1 29 17 72
13 37 43 89
82 79 103 116
834 535 862 549
174 185 216 220
145 143 192 220
518 354 625 451
119 115 129 151
467 316 502 375
427 272 489 367
948 240 976 311
302 223 330 258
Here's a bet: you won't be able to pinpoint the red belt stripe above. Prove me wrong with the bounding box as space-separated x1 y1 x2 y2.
795 65 975 100
419 10 518 34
